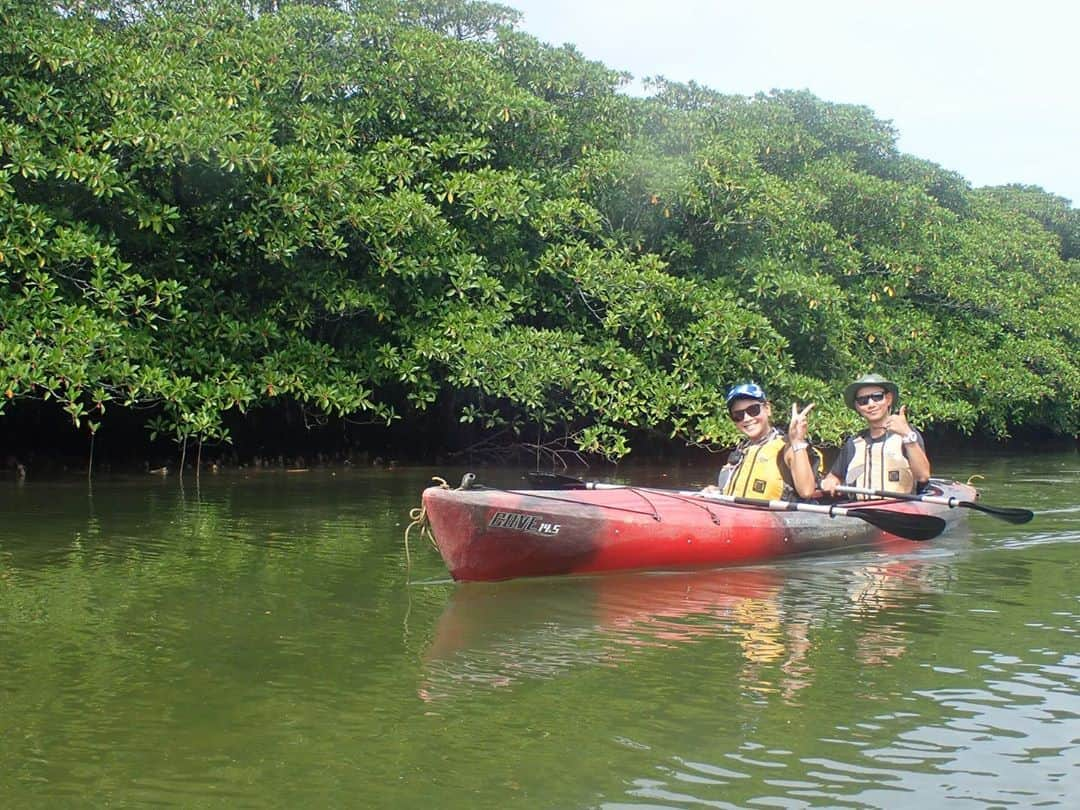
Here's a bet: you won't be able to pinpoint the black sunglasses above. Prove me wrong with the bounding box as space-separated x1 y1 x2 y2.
854 391 887 406
729 402 764 422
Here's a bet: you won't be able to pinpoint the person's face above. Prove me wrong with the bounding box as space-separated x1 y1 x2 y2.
853 386 892 423
729 397 771 440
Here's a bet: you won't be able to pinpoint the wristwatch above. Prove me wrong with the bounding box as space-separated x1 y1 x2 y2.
901 430 919 445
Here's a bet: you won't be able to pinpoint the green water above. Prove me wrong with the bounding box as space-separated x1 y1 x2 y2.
1 451 1077 807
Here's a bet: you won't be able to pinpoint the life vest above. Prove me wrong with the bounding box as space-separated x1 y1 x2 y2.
844 432 915 495
719 429 791 500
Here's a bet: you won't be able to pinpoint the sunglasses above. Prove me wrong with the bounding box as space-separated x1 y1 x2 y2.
729 402 764 422
854 391 887 406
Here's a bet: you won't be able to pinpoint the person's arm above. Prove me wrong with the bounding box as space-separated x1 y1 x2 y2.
819 437 853 495
819 471 841 495
784 445 818 498
886 405 931 484
783 402 817 499
903 438 930 484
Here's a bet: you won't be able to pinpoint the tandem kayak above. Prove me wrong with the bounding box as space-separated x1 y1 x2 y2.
420 476 978 582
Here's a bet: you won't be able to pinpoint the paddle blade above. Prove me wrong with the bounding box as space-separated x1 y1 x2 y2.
962 501 1034 524
849 507 948 541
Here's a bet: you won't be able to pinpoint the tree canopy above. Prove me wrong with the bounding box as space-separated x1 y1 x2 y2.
1 0 1077 465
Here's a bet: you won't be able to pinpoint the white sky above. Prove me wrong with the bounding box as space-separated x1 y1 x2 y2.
503 0 1079 206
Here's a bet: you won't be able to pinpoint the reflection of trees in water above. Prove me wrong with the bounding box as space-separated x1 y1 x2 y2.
1 476 400 732
419 555 957 703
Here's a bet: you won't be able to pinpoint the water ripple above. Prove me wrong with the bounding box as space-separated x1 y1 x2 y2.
3 462 1079 807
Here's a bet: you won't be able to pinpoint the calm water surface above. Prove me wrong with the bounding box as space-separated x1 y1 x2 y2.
1 451 1077 807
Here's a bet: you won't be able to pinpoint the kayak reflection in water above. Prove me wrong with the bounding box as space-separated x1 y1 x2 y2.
416 557 952 704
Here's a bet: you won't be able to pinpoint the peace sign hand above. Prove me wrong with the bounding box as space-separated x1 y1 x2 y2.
789 402 814 442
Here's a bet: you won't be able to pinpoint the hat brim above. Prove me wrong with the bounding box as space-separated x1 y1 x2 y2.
844 380 899 409
726 393 767 408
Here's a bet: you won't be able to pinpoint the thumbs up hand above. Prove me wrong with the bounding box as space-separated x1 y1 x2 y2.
886 404 913 436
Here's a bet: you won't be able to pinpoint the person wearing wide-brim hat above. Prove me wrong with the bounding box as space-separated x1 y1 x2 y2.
700 382 820 501
819 373 931 497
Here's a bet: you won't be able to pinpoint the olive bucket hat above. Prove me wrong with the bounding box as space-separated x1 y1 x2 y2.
843 373 900 410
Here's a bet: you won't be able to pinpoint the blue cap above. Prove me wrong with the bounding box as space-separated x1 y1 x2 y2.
725 382 767 406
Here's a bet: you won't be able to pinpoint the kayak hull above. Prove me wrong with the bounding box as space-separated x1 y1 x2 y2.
422 479 976 582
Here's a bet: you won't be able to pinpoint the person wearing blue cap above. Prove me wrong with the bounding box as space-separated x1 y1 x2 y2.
702 382 819 501
819 373 930 497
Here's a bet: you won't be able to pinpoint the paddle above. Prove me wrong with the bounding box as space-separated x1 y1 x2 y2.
701 493 947 542
836 485 1034 524
524 472 947 541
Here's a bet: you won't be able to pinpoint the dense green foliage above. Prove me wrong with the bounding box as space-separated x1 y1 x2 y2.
2 0 1077 462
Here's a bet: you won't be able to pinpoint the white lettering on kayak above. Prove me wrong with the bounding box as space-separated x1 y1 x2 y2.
489 511 561 535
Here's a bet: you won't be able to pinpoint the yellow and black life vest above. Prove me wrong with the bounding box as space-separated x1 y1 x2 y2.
845 432 915 495
719 429 791 500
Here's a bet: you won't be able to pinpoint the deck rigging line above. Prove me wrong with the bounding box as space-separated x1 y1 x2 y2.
506 484 729 524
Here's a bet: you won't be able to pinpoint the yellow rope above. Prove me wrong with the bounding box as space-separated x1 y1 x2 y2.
404 476 449 576
965 473 985 486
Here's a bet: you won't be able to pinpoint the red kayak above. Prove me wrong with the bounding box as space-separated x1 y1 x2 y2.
421 477 977 582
